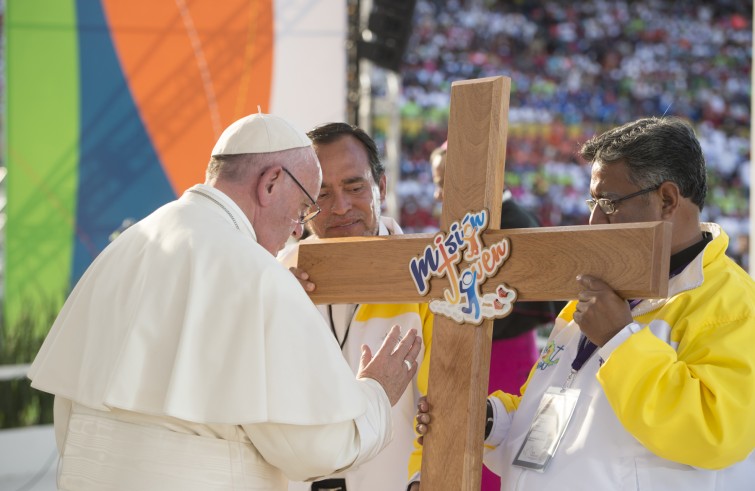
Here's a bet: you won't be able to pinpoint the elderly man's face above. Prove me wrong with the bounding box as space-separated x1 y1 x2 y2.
257 150 322 255
307 135 386 238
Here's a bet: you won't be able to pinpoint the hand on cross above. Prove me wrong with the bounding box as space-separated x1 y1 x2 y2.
573 274 634 346
288 266 316 292
414 395 430 445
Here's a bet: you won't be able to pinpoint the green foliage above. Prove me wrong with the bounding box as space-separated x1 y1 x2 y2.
0 304 58 429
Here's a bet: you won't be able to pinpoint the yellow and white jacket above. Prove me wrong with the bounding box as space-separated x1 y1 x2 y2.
484 222 755 490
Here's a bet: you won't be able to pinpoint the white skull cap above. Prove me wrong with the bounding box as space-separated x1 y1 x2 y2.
211 111 311 156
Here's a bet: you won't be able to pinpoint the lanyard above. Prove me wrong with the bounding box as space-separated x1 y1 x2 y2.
327 304 357 350
571 335 597 371
563 335 598 390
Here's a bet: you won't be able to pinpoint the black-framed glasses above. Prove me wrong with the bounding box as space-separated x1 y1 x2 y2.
282 167 321 224
586 183 661 215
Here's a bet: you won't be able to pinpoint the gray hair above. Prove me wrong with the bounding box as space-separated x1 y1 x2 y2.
579 116 707 210
206 147 314 182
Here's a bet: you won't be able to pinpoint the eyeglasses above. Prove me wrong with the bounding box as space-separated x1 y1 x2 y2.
282 167 321 224
586 184 661 215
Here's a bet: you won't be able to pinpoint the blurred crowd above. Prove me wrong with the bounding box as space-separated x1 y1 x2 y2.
372 0 751 270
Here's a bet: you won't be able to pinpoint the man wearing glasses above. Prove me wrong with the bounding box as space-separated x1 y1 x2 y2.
415 116 755 489
29 113 423 490
280 123 433 491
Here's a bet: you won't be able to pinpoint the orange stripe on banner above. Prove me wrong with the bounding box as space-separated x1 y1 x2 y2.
102 0 274 194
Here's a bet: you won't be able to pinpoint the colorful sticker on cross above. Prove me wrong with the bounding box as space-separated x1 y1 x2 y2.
408 209 517 325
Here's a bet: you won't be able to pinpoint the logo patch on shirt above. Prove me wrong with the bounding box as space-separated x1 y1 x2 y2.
536 341 564 370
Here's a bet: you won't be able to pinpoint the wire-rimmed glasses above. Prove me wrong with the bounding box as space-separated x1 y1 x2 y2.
282 167 321 224
585 183 661 215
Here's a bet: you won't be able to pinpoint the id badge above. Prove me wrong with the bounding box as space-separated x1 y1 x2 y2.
512 387 580 472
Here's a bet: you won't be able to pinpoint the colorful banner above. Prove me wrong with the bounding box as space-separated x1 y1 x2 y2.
5 0 346 330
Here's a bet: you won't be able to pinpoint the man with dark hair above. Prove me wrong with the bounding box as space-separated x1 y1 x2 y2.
416 117 755 489
280 122 433 491
302 122 386 237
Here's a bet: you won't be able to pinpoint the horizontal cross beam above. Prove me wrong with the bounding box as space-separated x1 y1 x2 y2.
297 221 671 304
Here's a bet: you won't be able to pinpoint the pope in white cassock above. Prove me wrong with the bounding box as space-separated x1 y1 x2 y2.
28 112 422 491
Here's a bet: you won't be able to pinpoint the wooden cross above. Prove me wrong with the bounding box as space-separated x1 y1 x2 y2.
297 76 671 490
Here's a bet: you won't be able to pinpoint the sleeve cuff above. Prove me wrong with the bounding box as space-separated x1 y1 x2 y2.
598 322 643 361
484 395 509 447
351 377 394 469
407 471 420 490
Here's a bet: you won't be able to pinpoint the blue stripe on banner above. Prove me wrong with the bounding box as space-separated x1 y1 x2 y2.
73 0 177 283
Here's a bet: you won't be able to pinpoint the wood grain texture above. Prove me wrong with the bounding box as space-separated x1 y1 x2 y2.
420 315 493 490
421 76 509 490
298 221 672 304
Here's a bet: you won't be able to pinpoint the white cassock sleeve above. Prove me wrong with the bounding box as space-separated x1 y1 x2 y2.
243 378 393 482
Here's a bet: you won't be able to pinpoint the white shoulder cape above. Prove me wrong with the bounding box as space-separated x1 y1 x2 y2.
29 185 367 425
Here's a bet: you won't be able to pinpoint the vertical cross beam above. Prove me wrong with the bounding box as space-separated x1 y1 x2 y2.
419 76 510 490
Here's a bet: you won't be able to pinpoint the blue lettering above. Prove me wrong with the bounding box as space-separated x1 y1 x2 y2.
409 245 439 295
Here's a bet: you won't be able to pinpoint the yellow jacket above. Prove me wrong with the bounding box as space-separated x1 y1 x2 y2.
481 223 755 489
